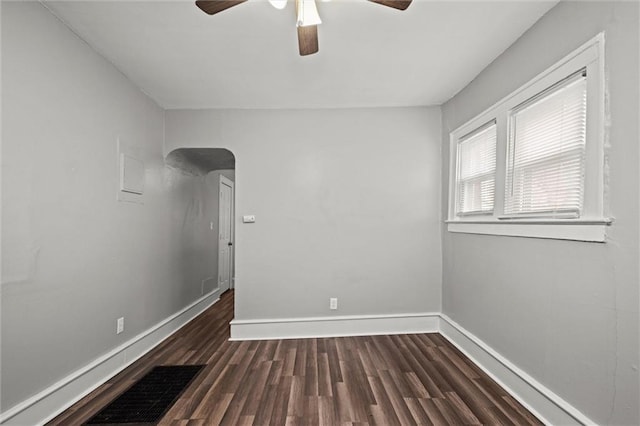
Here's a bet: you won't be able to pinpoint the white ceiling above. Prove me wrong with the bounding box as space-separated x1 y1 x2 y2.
44 0 558 109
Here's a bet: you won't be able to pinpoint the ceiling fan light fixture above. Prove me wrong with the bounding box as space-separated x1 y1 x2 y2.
296 0 322 27
195 0 411 57
268 0 288 10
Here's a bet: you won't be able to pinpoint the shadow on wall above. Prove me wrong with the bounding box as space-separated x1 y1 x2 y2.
165 148 236 296
166 148 236 176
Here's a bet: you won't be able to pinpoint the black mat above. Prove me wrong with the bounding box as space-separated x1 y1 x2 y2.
84 365 204 425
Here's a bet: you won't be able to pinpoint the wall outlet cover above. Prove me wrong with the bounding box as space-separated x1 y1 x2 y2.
330 298 338 310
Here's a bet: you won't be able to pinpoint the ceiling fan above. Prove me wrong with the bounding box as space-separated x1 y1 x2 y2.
195 0 412 56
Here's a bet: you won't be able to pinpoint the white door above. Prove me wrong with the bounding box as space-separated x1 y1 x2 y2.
218 176 234 293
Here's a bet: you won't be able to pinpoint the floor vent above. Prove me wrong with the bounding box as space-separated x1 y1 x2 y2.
84 365 204 425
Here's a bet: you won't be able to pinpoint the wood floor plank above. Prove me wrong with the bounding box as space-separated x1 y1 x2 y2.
218 393 249 425
283 346 297 377
419 398 450 426
207 392 234 425
342 359 376 422
438 345 481 380
368 403 390 426
367 375 402 426
47 290 543 426
445 391 482 425
237 415 255 425
404 371 431 399
304 339 319 397
270 375 293 425
253 383 279 425
365 337 391 371
355 339 377 378
378 335 413 373
287 375 305 419
294 338 308 377
432 397 466 425
404 397 434 425
340 360 371 422
318 396 337 425
377 370 416 425
398 342 446 399
333 381 355 423
317 352 333 397
387 367 415 399
240 359 272 417
325 338 343 384
471 374 536 424
303 396 320 426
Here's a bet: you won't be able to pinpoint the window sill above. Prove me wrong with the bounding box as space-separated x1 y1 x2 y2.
446 218 612 242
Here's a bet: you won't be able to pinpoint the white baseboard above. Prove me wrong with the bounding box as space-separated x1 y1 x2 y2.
230 312 440 341
0 288 221 426
439 314 594 426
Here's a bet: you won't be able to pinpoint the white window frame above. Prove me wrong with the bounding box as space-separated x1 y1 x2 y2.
447 33 611 242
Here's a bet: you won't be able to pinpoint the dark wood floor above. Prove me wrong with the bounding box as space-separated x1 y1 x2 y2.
48 290 542 425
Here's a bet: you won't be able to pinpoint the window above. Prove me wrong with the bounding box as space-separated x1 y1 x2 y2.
504 72 586 218
447 33 610 242
455 122 497 216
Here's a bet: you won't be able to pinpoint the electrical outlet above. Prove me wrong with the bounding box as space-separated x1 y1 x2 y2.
116 317 124 334
330 298 338 310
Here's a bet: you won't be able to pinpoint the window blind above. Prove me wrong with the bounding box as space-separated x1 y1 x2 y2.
456 123 497 215
504 72 587 217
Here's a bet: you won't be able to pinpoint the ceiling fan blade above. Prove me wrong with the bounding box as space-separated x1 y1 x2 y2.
297 25 319 56
195 0 248 15
368 0 412 10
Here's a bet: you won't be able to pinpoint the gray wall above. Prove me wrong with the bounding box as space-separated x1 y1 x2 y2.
1 2 220 411
165 107 443 321
440 2 639 424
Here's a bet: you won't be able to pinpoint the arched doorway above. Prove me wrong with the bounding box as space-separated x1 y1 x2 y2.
166 148 236 295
